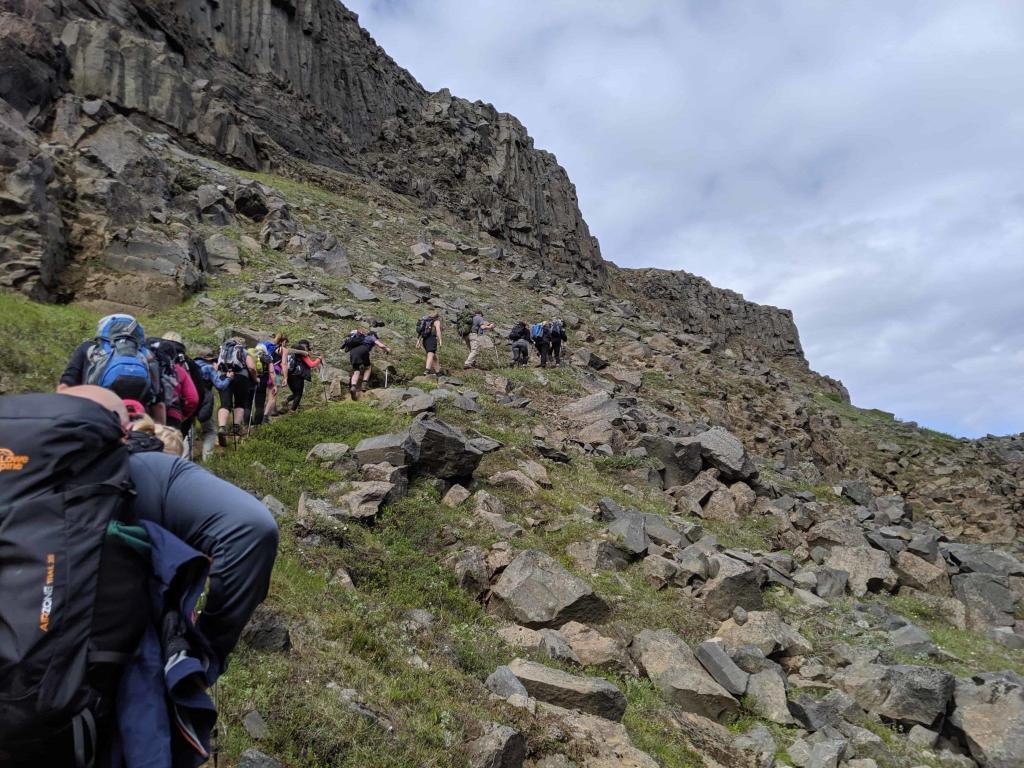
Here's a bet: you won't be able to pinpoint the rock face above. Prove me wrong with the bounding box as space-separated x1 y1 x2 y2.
950 674 1024 768
490 550 609 628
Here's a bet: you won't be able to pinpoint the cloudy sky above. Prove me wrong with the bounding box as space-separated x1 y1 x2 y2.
346 0 1024 437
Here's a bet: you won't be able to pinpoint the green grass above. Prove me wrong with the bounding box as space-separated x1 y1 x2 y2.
0 293 97 392
622 680 704 768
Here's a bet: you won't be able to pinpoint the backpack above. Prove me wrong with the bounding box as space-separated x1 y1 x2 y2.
508 322 528 342
550 320 564 339
146 338 182 415
217 340 248 374
248 346 273 377
341 332 367 352
0 393 150 765
455 309 474 337
288 355 311 381
416 316 435 339
186 357 214 425
84 315 153 403
530 323 545 340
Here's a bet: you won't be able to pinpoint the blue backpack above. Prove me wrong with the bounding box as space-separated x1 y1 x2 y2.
530 322 544 339
84 315 153 402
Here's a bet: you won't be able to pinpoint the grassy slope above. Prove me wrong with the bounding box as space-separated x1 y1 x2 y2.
4 161 1019 768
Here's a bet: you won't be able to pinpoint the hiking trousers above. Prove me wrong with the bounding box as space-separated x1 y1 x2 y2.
551 338 562 364
512 339 530 366
464 334 482 367
535 340 551 366
286 373 306 410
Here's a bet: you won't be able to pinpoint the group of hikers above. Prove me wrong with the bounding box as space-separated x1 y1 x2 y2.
0 304 568 766
414 307 569 375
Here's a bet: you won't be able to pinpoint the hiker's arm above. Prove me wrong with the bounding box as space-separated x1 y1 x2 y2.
434 320 442 346
130 453 278 678
246 354 258 380
374 339 391 353
58 343 89 388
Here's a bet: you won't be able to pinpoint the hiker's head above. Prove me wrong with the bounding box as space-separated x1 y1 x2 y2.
273 332 288 345
123 399 147 423
154 425 185 457
60 385 130 437
162 331 183 344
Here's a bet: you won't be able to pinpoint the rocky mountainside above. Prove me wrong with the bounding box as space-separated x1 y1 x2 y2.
1 3 1023 768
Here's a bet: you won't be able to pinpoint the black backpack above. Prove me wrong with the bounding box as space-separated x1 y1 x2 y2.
0 394 150 766
416 316 435 339
341 332 367 352
508 322 528 342
146 337 182 414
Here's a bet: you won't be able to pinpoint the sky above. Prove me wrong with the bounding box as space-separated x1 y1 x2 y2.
345 0 1024 437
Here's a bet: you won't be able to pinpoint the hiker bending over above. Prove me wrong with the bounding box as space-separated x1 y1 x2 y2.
0 386 278 765
215 338 257 445
416 309 443 375
342 328 391 400
463 309 495 369
59 313 166 424
508 320 531 367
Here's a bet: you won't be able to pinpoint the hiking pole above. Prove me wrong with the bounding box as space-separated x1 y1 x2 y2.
490 332 501 368
247 386 258 434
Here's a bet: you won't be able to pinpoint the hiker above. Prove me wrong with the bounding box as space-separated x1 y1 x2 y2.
215 338 257 446
247 342 275 427
58 313 165 424
262 332 289 418
549 318 568 366
342 328 391 399
148 333 199 432
194 351 227 461
455 306 475 351
284 339 320 412
463 309 495 369
0 386 277 765
508 319 531 367
531 320 552 367
416 309 443 375
131 412 186 457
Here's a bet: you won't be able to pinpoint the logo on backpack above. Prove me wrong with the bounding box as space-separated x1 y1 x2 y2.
39 553 55 632
0 447 29 471
85 315 153 403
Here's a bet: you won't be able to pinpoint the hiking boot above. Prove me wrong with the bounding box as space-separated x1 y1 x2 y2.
349 385 358 401
217 427 227 447
231 424 241 437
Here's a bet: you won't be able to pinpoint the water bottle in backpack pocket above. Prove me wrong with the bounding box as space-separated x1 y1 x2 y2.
84 315 153 403
0 394 150 767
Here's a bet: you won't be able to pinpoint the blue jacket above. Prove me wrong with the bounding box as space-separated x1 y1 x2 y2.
197 360 230 392
112 522 217 768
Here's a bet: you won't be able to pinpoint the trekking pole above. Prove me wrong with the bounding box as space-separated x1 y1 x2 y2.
247 387 258 434
491 332 501 368
384 368 389 389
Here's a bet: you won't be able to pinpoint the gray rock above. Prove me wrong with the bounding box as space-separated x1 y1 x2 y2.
466 722 527 768
717 610 813 657
608 511 649 557
835 663 954 726
486 666 530 700
346 281 378 301
746 668 794 725
490 550 609 628
241 606 291 652
733 725 777 768
630 629 738 721
695 640 750 696
238 750 284 768
566 540 631 572
824 546 896 597
452 547 489 596
950 674 1024 768
261 494 287 520
352 431 415 467
242 710 268 739
507 658 626 721
841 481 875 507
408 417 484 480
678 426 756 482
205 233 241 274
637 434 703 488
702 557 766 620
306 442 351 465
952 572 1016 629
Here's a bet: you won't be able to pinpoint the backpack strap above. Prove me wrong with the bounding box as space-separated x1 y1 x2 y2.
71 708 97 768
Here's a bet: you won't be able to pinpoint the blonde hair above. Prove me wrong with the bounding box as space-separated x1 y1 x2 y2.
154 425 185 457
132 416 185 456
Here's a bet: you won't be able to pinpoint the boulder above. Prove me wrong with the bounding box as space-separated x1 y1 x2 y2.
205 233 241 274
745 669 794 725
637 434 703 488
694 640 750 696
352 431 415 467
950 674 1024 768
559 621 636 674
630 629 738 721
485 666 529 700
825 546 897 597
507 659 626 721
408 417 483 480
489 470 541 496
466 722 526 768
894 551 951 596
346 281 377 301
701 557 766 620
716 610 813 657
835 663 954 726
678 427 756 482
334 481 395 520
566 540 630 572
952 572 1016 629
442 484 471 507
239 750 284 768
490 550 609 628
451 547 489 596
306 442 350 466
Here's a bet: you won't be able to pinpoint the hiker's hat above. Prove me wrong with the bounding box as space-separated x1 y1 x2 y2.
123 399 146 421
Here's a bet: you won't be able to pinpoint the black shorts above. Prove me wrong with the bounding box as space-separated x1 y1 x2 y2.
219 374 252 410
422 335 438 353
349 348 372 372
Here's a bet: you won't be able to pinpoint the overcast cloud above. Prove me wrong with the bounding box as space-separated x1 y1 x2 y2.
346 0 1024 437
